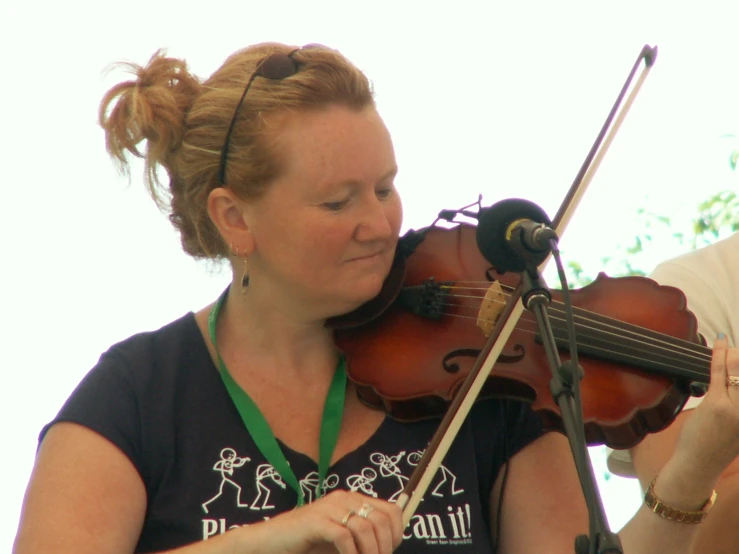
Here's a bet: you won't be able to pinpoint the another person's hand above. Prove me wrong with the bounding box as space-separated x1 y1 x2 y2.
671 337 739 486
249 489 404 554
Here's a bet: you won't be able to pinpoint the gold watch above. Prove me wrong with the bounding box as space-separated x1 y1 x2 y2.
644 477 717 524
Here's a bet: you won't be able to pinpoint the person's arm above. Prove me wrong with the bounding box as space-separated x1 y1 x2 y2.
630 413 739 553
13 423 148 553
14 423 403 554
490 431 589 554
626 255 739 552
495 340 739 554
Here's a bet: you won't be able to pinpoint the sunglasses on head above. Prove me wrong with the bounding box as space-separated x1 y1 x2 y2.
217 45 328 185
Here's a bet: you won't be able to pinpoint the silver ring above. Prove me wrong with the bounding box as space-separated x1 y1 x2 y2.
357 502 374 519
727 376 739 387
341 509 356 526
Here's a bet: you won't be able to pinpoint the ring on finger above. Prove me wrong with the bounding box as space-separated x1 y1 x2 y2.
727 376 739 386
357 502 374 519
341 509 356 526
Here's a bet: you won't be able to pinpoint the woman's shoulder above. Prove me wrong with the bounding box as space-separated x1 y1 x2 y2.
64 311 214 415
102 312 205 370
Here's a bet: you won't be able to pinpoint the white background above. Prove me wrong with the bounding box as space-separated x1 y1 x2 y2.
3 1 739 550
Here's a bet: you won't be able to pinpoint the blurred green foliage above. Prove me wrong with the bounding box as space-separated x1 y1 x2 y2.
693 189 739 240
565 186 737 288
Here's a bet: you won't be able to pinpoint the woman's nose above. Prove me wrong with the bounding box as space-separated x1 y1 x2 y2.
355 197 395 242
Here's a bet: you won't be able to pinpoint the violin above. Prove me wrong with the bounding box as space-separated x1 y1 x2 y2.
327 221 711 451
329 44 664 526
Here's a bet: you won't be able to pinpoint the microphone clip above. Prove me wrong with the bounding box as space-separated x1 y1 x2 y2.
506 218 559 261
475 198 558 273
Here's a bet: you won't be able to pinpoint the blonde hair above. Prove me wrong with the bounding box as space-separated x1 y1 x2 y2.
99 43 375 258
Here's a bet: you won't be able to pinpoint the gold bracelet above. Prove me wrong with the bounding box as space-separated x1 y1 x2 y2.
644 477 717 524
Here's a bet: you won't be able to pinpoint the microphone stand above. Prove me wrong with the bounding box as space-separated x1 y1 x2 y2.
395 44 658 540
520 240 623 554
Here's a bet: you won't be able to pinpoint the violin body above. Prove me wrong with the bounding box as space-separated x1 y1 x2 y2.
330 223 705 450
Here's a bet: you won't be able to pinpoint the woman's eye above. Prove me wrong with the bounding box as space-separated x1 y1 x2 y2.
322 199 348 211
376 187 394 199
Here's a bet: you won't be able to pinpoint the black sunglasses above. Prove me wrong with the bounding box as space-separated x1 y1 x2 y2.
217 50 301 185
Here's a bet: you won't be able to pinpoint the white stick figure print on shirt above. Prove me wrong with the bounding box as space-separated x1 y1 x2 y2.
201 447 251 514
346 467 379 497
299 471 340 504
408 449 464 497
370 451 409 502
249 463 287 510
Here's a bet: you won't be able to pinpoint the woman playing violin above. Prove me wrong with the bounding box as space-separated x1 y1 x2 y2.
13 42 739 554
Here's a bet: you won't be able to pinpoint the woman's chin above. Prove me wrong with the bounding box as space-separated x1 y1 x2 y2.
355 275 387 302
326 279 386 318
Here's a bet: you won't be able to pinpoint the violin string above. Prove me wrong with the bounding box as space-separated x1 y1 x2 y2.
433 285 712 381
442 282 713 360
441 280 711 356
432 301 711 382
462 290 711 364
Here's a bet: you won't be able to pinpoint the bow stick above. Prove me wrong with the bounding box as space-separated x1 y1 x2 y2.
396 44 659 526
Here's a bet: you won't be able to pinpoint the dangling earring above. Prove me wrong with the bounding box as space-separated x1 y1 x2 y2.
241 258 250 295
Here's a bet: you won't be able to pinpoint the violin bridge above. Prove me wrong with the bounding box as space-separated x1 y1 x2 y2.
477 281 506 337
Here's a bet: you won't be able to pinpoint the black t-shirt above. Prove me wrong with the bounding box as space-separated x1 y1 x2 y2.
42 313 543 552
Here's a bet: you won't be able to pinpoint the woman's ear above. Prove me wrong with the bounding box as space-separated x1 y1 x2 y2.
207 188 256 255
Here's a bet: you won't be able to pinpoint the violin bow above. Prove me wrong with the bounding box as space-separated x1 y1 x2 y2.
397 45 659 526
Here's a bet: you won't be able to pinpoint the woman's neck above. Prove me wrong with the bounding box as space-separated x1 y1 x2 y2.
199 283 340 383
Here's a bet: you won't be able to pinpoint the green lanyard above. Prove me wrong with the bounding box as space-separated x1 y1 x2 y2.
208 289 347 506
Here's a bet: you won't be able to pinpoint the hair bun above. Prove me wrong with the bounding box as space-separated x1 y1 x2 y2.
99 50 201 195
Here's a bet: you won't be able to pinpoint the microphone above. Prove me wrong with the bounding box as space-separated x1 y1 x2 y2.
475 198 557 273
